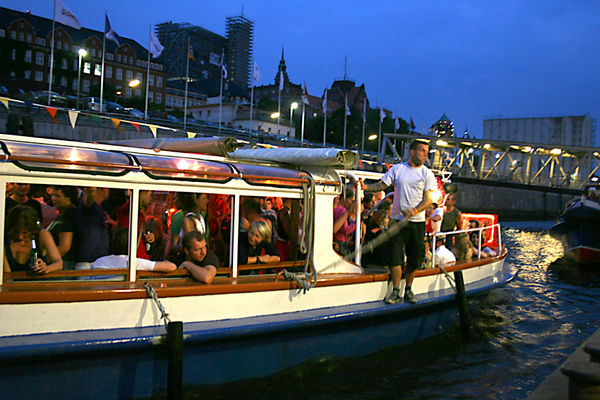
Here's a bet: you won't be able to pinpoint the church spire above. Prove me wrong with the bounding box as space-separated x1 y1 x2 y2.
275 44 289 87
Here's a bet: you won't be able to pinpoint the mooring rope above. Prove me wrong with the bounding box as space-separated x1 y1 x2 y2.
144 282 171 328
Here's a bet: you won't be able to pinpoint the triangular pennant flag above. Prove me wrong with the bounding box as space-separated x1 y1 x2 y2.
111 118 121 129
148 125 157 138
90 114 99 122
187 131 196 139
24 101 34 111
130 121 140 132
67 110 79 129
0 98 9 110
45 106 58 123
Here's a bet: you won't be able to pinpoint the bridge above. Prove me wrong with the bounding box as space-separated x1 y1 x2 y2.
380 133 600 195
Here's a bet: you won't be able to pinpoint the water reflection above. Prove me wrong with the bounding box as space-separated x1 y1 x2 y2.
173 223 600 400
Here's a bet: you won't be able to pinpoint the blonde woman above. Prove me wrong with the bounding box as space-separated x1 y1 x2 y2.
238 220 280 265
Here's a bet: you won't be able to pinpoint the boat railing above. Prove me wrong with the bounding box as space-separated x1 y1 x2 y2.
429 223 503 270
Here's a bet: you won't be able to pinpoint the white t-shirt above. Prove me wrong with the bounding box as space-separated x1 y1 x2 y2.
434 245 456 266
92 254 157 271
381 162 437 222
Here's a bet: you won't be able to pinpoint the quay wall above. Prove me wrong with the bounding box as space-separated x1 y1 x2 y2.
0 113 568 220
453 182 567 220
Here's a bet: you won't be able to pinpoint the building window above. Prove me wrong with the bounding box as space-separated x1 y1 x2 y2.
117 54 121 63
155 92 161 104
35 71 43 82
94 64 101 76
129 56 133 64
11 49 16 60
18 32 24 41
156 76 162 87
64 43 69 51
91 48 96 57
73 59 78 71
61 58 67 69
24 50 32 63
136 72 143 83
26 34 31 43
116 68 123 80
202 70 208 79
134 89 141 97
72 78 77 90
36 37 45 45
24 70 31 79
0 29 5 37
56 40 62 50
82 79 90 93
83 62 91 74
106 66 112 78
10 31 16 40
148 91 154 101
97 50 101 58
126 70 133 81
60 76 67 87
35 52 44 65
106 53 113 61
125 87 132 97
149 74 154 86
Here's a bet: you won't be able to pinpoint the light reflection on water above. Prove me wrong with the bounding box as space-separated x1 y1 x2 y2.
184 223 600 400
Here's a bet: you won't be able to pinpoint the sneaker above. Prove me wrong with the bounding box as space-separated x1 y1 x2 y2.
404 288 418 304
385 290 402 304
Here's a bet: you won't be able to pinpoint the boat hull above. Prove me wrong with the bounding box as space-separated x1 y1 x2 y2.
549 198 600 264
0 258 516 400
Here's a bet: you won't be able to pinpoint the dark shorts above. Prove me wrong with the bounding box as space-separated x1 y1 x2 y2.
389 220 426 273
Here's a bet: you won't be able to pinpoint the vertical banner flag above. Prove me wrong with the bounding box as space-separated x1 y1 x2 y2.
105 14 122 46
222 63 228 79
395 115 400 130
252 61 262 84
410 117 416 130
278 71 284 91
54 0 81 29
187 43 195 61
345 94 351 116
322 90 327 113
379 107 385 122
302 83 309 105
149 29 164 58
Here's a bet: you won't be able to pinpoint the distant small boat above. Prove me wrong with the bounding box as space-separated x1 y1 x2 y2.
549 184 600 264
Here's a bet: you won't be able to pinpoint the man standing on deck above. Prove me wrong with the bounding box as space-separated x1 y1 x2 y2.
360 139 437 304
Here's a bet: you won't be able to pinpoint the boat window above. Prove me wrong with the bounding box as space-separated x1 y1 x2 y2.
234 195 305 275
3 183 132 282
235 164 310 188
134 154 234 182
1 141 133 175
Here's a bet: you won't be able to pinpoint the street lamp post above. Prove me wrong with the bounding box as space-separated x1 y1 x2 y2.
76 48 87 109
290 101 298 124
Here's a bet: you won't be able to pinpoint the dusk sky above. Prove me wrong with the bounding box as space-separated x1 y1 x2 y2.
5 0 600 142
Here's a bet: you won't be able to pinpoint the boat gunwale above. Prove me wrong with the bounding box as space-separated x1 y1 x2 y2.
0 251 506 304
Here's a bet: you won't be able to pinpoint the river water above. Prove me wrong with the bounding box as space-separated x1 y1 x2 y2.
191 221 600 400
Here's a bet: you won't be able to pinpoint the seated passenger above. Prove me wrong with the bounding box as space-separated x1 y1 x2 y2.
47 186 79 269
238 220 280 265
362 208 390 267
179 231 218 284
434 234 456 266
469 220 497 258
92 228 176 272
3 205 62 274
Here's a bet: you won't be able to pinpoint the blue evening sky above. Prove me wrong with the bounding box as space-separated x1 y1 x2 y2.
5 0 600 141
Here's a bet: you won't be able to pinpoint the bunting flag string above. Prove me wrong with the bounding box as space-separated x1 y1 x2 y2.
148 125 158 138
110 118 121 129
0 98 9 111
129 121 140 132
187 131 196 139
67 110 79 129
44 106 58 123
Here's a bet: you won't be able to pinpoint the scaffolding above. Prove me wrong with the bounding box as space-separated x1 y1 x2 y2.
225 15 254 89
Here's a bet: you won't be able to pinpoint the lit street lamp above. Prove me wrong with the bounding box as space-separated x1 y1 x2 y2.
290 102 298 124
76 48 87 109
128 79 141 88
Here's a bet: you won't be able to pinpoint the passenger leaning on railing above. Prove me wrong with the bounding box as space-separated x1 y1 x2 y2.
3 205 62 274
238 220 280 265
179 230 218 284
